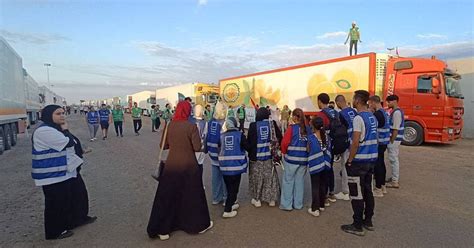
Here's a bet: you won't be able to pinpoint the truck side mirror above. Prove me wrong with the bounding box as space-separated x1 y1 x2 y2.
432 77 441 95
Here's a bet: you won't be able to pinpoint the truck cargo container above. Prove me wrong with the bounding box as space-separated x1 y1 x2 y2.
155 83 219 109
219 53 464 146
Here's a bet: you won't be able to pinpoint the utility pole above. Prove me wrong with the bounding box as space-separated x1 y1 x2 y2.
44 63 51 86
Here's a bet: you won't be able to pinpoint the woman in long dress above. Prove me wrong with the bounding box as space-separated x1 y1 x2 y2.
147 101 213 241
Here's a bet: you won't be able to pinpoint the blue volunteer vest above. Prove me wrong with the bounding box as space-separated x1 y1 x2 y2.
353 112 379 163
98 109 110 122
219 131 248 175
31 125 68 185
340 107 357 142
256 120 271 161
307 134 325 174
284 124 310 165
390 108 405 141
87 111 99 124
377 109 391 145
206 119 222 166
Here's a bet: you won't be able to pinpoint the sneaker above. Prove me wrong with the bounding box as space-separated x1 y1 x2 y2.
135 132 139 136
251 199 262 208
92 137 97 141
212 200 223 205
232 203 240 211
363 220 375 231
90 139 94 142
373 188 384 198
382 185 388 194
386 181 400 188
328 194 337 203
222 211 238 218
319 207 325 211
334 155 341 163
159 234 170 240
324 199 331 207
341 224 366 236
102 137 106 140
199 221 214 234
307 208 320 217
120 134 123 137
49 230 74 240
335 192 350 201
268 201 276 207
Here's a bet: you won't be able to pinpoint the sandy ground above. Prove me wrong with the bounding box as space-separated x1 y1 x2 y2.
1 113 473 248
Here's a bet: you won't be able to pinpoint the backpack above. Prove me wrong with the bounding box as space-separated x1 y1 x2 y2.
322 109 349 155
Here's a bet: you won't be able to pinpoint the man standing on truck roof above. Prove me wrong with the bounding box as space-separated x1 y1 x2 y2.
385 95 404 189
344 21 362 56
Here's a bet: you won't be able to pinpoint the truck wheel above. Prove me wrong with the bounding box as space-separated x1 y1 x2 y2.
10 123 17 146
402 121 424 146
4 124 12 150
0 127 4 155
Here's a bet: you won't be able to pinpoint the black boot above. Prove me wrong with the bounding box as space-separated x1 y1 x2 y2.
341 224 366 236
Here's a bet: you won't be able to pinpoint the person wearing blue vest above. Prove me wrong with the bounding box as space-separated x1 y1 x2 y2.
205 104 227 205
32 105 84 239
98 104 111 140
386 94 404 189
341 90 378 236
307 117 330 217
369 95 390 197
86 106 100 142
334 94 358 201
280 108 310 211
247 107 282 208
218 117 249 218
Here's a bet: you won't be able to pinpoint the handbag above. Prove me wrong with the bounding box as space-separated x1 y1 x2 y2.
269 119 282 166
151 121 169 181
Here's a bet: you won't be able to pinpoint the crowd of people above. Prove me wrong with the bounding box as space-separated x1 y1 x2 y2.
31 89 405 240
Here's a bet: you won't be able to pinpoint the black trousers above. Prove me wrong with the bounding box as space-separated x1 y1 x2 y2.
69 170 90 228
310 172 327 211
327 166 335 193
239 119 245 131
152 118 161 131
346 162 375 228
350 40 358 56
223 174 241 212
374 145 387 188
133 119 142 133
42 178 74 239
114 121 123 135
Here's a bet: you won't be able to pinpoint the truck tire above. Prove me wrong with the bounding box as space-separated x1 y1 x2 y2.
0 127 4 155
402 121 424 146
10 123 17 146
4 124 12 150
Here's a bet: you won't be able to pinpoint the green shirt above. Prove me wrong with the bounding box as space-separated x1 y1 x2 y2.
227 109 235 119
204 109 212 121
132 107 142 119
112 109 124 122
350 27 360 41
162 109 172 120
151 109 158 120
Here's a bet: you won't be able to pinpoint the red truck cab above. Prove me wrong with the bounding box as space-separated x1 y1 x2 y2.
384 56 464 145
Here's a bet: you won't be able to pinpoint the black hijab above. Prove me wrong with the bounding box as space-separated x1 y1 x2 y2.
41 105 63 131
256 107 270 122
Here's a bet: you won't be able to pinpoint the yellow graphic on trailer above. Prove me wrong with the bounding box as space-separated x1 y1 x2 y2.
220 57 370 111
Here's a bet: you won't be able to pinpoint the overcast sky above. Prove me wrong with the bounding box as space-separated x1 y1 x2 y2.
1 0 473 103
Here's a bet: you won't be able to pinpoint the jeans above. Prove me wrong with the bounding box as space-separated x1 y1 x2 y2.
211 165 227 203
280 160 307 210
223 174 241 212
113 121 123 136
133 119 142 133
152 118 161 131
375 145 387 188
87 123 99 139
387 142 400 182
346 162 375 228
350 40 358 56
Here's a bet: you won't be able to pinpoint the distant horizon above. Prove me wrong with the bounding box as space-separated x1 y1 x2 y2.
2 0 473 103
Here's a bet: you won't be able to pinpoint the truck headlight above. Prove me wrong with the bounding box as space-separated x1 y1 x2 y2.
448 128 454 134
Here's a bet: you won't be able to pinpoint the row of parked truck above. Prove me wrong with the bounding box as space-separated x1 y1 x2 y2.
1 36 466 156
0 37 66 155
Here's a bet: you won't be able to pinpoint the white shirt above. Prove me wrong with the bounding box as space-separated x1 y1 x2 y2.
391 110 402 130
33 126 78 186
352 115 365 143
